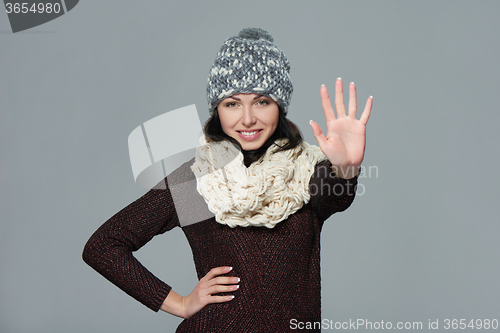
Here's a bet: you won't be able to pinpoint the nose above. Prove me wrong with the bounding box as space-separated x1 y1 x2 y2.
241 104 256 126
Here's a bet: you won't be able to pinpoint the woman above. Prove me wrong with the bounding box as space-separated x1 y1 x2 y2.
82 27 372 332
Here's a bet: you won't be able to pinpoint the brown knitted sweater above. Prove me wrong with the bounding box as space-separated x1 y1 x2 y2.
82 157 358 332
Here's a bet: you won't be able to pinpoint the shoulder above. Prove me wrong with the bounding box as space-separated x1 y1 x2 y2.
164 157 215 227
150 157 196 190
166 157 196 187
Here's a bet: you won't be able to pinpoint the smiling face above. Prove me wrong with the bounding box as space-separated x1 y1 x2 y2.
217 93 280 151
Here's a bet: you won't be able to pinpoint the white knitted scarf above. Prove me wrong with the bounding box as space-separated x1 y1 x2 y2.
190 135 328 228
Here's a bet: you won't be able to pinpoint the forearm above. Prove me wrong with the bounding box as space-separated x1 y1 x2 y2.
309 159 359 222
82 229 172 312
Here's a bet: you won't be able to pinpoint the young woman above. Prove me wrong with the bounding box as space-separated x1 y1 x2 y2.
83 27 372 332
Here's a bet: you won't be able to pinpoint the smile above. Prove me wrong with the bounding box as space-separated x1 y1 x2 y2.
239 130 261 136
237 129 263 141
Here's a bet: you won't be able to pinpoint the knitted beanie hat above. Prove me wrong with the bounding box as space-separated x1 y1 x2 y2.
206 27 293 116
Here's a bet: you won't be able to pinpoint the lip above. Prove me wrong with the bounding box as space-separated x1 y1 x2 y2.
237 129 263 141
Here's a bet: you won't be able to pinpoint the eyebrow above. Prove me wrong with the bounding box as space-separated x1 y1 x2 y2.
228 95 265 101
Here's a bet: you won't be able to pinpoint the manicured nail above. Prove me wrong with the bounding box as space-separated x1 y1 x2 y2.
350 82 354 85
321 84 325 87
369 96 373 99
234 285 240 289
228 266 233 271
228 295 235 300
309 120 313 125
337 77 342 81
234 277 240 282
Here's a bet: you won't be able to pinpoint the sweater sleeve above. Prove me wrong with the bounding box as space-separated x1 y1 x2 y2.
308 159 359 225
82 176 180 312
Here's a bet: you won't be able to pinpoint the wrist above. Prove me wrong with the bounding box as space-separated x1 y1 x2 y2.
331 165 360 179
160 290 188 319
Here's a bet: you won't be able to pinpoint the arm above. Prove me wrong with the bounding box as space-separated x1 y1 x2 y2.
82 172 240 317
82 177 180 312
308 78 371 224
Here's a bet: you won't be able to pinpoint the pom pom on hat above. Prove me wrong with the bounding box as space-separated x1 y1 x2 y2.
238 27 274 42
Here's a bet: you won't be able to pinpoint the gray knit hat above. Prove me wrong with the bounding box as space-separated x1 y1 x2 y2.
206 27 293 116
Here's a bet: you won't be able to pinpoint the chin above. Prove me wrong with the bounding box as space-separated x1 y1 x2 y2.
234 138 265 151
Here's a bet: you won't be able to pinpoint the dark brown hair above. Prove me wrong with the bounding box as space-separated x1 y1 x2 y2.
203 106 303 167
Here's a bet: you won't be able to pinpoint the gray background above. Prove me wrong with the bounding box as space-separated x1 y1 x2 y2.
1 0 499 332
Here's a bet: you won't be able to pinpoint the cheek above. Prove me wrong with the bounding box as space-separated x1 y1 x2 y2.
218 111 236 133
266 110 279 129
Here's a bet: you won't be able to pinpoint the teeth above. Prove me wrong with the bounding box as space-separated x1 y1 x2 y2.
241 130 259 136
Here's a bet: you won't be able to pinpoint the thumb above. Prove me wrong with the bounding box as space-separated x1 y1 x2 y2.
309 120 328 147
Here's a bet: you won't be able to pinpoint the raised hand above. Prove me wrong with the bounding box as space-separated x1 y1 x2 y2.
309 78 373 179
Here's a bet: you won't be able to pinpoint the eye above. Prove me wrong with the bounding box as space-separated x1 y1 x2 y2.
256 99 270 106
225 102 238 108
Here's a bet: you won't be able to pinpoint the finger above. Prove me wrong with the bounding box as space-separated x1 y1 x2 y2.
309 120 328 148
201 266 232 281
359 96 373 125
206 284 239 295
320 84 336 123
348 82 357 118
207 295 235 304
207 276 240 287
335 78 346 118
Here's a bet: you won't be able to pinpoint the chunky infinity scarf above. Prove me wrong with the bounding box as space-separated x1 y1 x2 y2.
190 135 328 228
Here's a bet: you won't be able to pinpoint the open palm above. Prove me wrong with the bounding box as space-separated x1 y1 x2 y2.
310 78 373 179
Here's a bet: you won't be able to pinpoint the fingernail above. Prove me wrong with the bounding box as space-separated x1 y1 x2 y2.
369 96 373 99
350 82 354 85
229 295 235 300
234 285 240 289
337 77 342 81
321 84 325 87
309 120 313 125
228 267 233 271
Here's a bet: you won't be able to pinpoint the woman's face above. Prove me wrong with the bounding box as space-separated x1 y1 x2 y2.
217 93 279 151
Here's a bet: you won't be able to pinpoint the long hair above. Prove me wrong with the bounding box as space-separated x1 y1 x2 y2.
203 106 303 167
